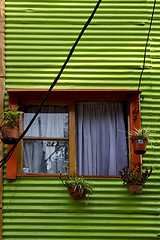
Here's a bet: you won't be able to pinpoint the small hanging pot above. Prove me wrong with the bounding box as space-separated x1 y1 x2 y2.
0 125 19 144
128 182 143 195
68 187 87 200
132 139 147 155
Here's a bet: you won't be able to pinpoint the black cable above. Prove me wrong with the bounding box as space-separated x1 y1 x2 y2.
138 0 157 91
0 0 102 168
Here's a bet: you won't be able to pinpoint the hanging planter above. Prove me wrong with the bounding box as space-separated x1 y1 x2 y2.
128 182 143 195
0 125 19 144
68 187 87 200
132 139 147 155
129 128 151 155
60 174 93 201
0 106 23 145
120 163 153 195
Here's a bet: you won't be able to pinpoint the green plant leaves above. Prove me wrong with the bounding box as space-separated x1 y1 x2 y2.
129 127 151 143
119 163 153 185
1 106 23 128
62 174 93 196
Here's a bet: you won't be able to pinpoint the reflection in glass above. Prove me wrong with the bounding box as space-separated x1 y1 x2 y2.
23 140 69 174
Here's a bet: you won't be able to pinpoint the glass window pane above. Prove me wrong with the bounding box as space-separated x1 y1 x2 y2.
23 140 69 174
24 105 68 138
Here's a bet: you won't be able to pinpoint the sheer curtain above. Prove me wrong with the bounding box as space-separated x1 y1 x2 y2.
23 105 69 174
76 102 128 176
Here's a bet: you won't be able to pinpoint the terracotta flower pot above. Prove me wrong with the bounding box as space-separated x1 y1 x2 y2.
68 187 86 200
128 182 143 195
0 125 19 144
132 139 147 155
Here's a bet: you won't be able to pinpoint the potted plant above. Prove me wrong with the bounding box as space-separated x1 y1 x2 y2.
0 106 23 144
119 163 153 195
129 128 151 154
60 174 93 200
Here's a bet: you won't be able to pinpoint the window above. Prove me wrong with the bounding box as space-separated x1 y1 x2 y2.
6 89 142 179
22 101 128 176
23 105 69 174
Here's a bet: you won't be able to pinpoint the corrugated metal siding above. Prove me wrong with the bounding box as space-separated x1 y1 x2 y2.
3 177 160 239
3 0 160 239
148 0 160 170
5 0 150 89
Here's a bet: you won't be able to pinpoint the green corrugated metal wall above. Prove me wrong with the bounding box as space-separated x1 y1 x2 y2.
5 0 151 89
3 0 160 239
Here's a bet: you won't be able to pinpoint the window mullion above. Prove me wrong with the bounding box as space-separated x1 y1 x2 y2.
69 102 76 174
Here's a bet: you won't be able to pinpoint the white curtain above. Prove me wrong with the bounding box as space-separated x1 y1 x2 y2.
23 106 68 138
23 105 69 174
76 102 128 176
23 140 46 173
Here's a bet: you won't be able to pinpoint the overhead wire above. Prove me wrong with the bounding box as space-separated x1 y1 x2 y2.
138 0 157 91
0 0 157 167
0 0 102 168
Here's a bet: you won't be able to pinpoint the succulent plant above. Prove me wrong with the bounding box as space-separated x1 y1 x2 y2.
60 173 93 196
129 128 151 143
119 163 153 185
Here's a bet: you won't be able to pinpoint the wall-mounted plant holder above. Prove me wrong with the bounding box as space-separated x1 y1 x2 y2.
68 187 87 200
129 128 151 155
120 164 153 195
128 182 143 195
132 139 147 155
60 174 93 201
1 125 19 144
0 106 23 145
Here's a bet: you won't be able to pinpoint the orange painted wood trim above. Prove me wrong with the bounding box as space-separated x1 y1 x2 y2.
69 102 76 173
7 89 142 93
130 94 142 169
6 95 18 180
7 89 142 178
17 174 121 178
23 137 69 140
7 89 142 104
6 145 17 179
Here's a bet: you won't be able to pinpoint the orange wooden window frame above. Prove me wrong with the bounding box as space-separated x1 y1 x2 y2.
16 101 76 176
6 89 142 179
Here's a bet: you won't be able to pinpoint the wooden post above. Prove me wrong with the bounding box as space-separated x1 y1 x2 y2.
0 0 5 239
6 94 18 179
130 94 142 169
